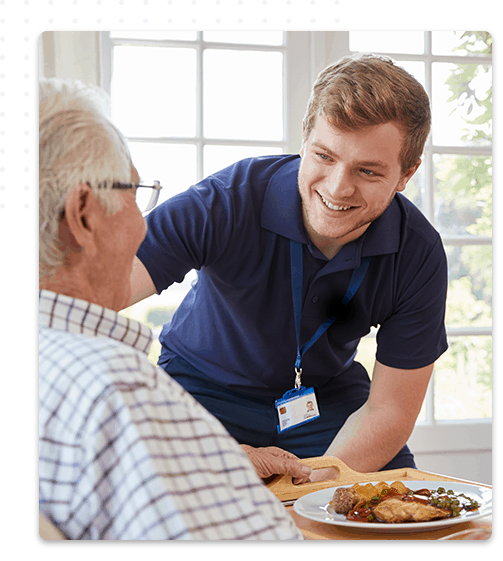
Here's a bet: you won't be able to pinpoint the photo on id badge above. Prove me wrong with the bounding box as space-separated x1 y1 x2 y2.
276 387 320 432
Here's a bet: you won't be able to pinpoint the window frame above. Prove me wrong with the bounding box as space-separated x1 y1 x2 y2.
100 31 290 182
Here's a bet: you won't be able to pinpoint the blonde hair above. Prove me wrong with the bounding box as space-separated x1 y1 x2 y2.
39 78 132 280
303 53 431 173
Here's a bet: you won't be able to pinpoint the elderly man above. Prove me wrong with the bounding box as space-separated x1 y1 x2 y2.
38 78 306 540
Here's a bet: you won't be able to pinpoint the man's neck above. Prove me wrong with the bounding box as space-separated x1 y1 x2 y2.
312 237 343 260
41 265 112 310
303 217 371 261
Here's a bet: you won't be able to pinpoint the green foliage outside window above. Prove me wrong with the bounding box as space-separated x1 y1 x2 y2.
434 31 492 418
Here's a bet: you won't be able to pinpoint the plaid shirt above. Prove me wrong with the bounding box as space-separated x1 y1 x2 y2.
39 290 302 540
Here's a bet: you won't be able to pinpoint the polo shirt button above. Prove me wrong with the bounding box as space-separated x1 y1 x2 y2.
311 295 319 303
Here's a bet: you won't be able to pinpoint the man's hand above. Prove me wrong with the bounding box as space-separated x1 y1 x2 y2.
240 444 312 483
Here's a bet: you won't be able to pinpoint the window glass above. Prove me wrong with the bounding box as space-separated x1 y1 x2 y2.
203 49 283 140
111 46 196 138
434 336 492 420
128 142 197 205
122 267 198 358
401 162 425 213
203 30 284 45
349 30 424 54
356 335 376 378
432 30 491 56
203 145 283 177
431 62 492 147
416 399 427 423
110 30 197 41
444 245 492 328
395 60 425 87
434 154 492 237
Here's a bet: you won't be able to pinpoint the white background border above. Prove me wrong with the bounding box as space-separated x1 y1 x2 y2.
0 0 498 556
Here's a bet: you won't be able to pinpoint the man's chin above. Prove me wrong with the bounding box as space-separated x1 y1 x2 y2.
311 220 371 245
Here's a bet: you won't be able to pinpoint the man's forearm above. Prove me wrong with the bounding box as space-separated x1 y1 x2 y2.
323 403 415 472
325 361 433 472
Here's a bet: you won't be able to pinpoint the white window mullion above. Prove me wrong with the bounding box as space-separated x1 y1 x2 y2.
282 41 288 147
423 31 435 224
99 31 112 93
285 31 312 153
196 34 204 182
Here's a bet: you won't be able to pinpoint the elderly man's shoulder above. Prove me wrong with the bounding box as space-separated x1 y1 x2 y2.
39 318 224 441
39 315 182 405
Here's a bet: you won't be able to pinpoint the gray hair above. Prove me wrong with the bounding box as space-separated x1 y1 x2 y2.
39 78 132 280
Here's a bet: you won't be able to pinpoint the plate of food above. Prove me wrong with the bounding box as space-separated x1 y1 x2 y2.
293 480 492 533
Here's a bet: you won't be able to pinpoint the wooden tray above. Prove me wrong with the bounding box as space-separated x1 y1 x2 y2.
266 457 487 502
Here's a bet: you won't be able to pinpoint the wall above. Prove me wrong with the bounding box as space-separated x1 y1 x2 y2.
413 451 492 485
409 422 492 484
39 31 101 85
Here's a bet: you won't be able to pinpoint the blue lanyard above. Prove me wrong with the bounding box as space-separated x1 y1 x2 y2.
290 240 370 386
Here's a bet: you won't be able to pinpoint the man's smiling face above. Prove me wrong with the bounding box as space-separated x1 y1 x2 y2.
298 116 420 259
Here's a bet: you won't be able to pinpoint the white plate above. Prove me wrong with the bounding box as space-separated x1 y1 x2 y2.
293 480 492 533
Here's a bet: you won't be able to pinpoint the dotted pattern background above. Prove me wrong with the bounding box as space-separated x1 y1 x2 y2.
0 0 497 555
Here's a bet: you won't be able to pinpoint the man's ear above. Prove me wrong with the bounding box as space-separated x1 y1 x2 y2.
397 159 422 192
63 183 102 258
131 162 140 184
299 121 307 156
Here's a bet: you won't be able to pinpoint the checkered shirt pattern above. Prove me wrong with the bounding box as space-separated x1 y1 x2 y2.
39 290 302 540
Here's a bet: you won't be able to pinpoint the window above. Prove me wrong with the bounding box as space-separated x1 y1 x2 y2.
102 31 289 362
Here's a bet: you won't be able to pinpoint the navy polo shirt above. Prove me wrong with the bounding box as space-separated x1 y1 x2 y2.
137 155 448 398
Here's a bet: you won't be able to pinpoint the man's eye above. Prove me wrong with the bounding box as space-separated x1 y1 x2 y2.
360 168 376 176
316 153 331 161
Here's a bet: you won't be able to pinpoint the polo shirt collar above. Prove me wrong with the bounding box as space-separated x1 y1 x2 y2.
261 155 307 244
261 155 401 261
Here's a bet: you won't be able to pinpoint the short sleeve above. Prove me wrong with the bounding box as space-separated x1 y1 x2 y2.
376 237 448 369
136 177 236 294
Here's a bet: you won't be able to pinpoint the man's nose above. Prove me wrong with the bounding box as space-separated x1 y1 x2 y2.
327 165 355 198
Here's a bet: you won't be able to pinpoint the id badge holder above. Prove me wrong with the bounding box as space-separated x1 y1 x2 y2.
275 385 320 433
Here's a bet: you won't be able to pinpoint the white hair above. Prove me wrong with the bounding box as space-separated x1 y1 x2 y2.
39 78 132 280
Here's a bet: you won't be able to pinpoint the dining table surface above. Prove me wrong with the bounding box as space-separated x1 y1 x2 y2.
266 457 492 541
285 506 492 540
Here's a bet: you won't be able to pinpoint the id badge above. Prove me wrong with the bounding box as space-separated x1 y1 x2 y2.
275 386 320 433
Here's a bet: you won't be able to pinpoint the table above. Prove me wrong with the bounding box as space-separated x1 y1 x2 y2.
286 507 491 540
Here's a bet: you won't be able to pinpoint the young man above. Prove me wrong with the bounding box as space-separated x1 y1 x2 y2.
38 78 304 540
130 54 448 473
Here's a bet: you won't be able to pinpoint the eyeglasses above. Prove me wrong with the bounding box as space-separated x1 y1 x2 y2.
56 180 163 222
105 180 163 214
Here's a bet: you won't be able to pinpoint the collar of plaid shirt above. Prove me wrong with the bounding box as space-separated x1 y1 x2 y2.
39 289 153 353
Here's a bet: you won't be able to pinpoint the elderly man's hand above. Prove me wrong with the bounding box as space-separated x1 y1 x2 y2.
240 444 312 483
